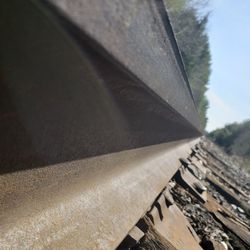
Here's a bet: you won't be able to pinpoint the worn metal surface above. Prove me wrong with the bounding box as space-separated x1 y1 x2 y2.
189 156 207 177
0 139 199 249
116 226 144 249
175 167 207 203
207 163 249 200
207 175 250 216
0 0 201 174
214 211 250 246
204 193 250 231
147 190 202 250
41 0 200 130
0 1 202 249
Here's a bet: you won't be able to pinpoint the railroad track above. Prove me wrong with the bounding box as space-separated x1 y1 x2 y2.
1 1 249 249
117 142 250 249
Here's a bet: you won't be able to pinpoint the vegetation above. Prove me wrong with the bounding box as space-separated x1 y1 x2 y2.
165 1 250 172
165 0 211 128
209 120 250 156
209 120 250 172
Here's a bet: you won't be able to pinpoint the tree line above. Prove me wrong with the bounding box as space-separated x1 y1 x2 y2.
209 120 250 157
208 120 250 172
165 0 211 129
165 1 249 172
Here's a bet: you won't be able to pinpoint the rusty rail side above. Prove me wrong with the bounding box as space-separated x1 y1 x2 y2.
0 1 202 249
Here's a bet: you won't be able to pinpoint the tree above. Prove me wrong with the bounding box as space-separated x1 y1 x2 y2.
164 0 211 129
209 120 250 157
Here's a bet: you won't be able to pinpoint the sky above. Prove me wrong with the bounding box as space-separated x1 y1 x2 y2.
206 0 250 131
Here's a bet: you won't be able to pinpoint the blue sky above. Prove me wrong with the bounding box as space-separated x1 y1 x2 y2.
206 0 250 131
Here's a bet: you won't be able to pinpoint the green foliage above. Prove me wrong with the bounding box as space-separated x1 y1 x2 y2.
165 0 211 129
242 158 250 173
209 120 250 172
209 120 250 157
165 0 186 11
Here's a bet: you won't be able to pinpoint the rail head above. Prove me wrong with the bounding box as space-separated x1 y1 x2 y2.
0 0 201 249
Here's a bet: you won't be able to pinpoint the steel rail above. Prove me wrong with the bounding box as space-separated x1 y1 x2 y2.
0 139 199 249
0 0 202 249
